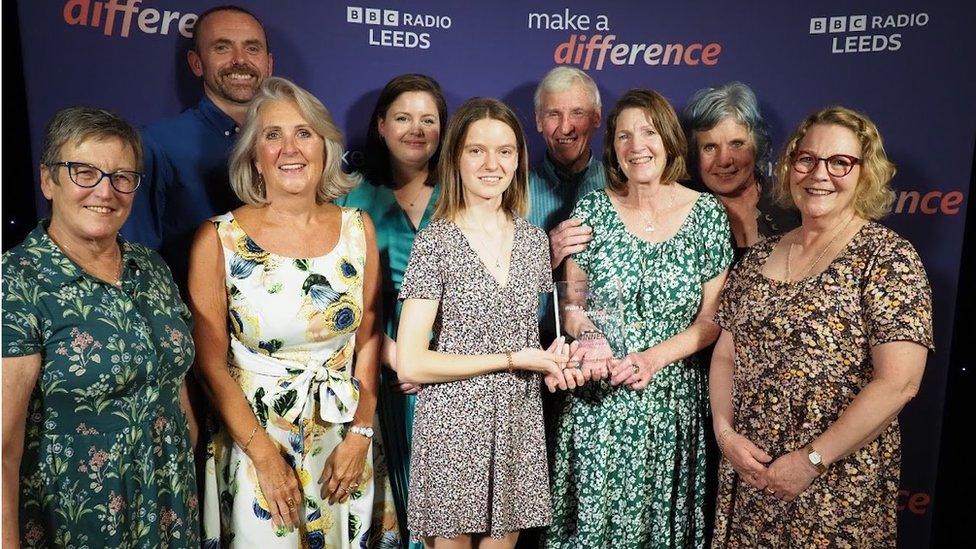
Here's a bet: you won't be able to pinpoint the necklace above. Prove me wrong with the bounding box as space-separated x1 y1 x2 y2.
395 182 429 208
786 214 855 282
636 184 676 233
465 213 508 269
58 240 124 287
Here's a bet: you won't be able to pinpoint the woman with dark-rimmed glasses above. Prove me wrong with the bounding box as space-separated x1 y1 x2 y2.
2 107 199 547
709 106 933 546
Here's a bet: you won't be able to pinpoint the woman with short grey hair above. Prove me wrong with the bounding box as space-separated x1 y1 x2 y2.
2 106 199 547
683 82 797 260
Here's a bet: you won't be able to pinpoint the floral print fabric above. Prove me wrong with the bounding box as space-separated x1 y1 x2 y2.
201 209 398 547
1 222 198 548
711 222 934 547
399 217 554 540
545 190 732 549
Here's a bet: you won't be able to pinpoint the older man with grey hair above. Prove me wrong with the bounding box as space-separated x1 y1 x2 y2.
527 66 607 270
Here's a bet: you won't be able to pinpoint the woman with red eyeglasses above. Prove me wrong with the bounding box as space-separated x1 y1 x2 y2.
709 106 933 546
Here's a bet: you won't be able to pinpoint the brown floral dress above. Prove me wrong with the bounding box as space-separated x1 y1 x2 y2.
399 217 553 540
712 222 933 547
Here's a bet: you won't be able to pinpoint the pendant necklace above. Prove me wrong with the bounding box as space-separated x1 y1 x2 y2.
54 235 124 287
637 184 675 233
785 214 855 282
468 213 507 269
396 182 428 208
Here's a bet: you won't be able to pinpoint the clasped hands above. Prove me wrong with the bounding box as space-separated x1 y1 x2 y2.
517 333 667 392
251 428 370 532
719 430 821 502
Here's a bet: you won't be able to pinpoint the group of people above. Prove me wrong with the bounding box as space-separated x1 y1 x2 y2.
1 5 933 549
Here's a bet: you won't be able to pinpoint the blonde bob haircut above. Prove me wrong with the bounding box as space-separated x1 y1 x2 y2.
434 98 529 220
774 106 896 221
603 89 689 195
229 76 356 205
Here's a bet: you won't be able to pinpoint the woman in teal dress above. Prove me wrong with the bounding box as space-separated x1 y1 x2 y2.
2 108 198 547
545 90 733 548
337 74 447 546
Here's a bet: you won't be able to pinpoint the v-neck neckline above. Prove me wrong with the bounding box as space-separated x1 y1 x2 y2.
448 217 518 289
395 184 439 232
758 221 869 285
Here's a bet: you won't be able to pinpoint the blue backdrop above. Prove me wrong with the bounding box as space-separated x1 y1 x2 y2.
17 1 976 546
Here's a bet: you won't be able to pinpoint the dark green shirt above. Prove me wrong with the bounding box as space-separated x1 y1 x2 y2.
1 222 198 548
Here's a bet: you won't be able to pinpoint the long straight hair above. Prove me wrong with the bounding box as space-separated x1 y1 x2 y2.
434 97 529 220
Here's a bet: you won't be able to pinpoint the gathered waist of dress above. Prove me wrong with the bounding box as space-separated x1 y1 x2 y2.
228 337 360 425
38 402 187 437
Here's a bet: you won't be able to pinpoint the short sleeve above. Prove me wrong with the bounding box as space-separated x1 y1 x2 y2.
863 238 934 351
696 195 734 282
149 248 193 330
2 257 43 357
399 224 444 301
568 191 600 273
713 248 755 333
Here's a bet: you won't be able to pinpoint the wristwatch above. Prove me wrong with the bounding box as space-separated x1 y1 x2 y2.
806 444 827 475
349 425 374 439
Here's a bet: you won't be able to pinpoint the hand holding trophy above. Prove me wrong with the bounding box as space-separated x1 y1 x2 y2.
554 277 627 386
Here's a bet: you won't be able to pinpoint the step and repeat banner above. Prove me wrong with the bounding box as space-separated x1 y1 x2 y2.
16 1 975 546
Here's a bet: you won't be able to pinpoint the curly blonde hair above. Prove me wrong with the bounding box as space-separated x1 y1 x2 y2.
773 106 896 220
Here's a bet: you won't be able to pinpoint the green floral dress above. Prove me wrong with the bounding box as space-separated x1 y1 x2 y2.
1 222 199 548
201 208 397 548
545 191 732 549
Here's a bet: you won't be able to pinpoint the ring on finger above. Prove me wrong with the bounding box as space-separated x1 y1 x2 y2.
765 488 775 495
631 363 639 375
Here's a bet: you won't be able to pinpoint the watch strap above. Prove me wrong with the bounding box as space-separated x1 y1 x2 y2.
350 425 374 439
806 444 827 475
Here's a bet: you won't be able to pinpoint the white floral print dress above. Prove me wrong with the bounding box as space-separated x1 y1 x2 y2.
202 208 398 548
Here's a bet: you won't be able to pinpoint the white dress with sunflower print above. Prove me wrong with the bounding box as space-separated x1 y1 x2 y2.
202 208 398 548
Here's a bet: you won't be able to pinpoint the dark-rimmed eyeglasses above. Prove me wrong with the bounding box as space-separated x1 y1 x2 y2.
791 151 860 177
46 161 143 194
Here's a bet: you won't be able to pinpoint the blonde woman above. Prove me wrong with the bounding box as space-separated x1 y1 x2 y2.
190 77 393 547
710 107 932 546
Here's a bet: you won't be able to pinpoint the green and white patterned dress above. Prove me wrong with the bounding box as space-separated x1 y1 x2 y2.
201 208 397 548
2 222 199 548
545 190 732 549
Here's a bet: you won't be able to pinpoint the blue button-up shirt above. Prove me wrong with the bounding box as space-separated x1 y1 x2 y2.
121 96 241 290
526 152 607 232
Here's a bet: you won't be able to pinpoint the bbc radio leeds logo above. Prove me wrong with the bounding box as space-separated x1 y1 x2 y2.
527 8 721 70
809 12 930 54
346 5 452 50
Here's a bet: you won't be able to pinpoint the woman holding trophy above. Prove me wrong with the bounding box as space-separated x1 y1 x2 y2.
545 89 733 548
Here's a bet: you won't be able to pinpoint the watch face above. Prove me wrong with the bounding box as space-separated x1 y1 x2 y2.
809 451 823 465
352 426 374 437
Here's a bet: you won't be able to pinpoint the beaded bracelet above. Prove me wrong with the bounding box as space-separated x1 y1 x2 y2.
718 427 734 450
241 425 259 453
505 351 514 374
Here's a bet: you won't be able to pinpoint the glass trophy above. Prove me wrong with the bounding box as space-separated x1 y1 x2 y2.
553 278 628 368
